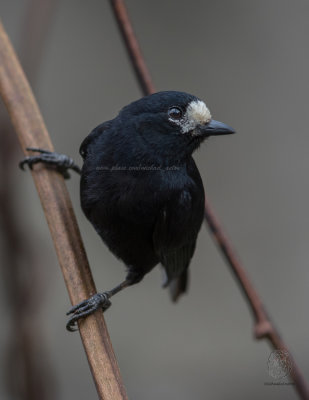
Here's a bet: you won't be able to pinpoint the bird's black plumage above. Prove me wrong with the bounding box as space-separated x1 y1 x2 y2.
20 91 234 329
79 91 233 300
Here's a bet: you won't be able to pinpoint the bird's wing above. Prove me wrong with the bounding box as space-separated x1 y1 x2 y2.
79 120 112 159
153 208 196 302
153 203 197 284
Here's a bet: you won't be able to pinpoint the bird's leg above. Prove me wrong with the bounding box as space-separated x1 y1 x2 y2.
19 147 81 179
66 280 131 332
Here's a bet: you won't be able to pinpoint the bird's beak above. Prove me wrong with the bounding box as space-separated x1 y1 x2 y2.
197 119 235 137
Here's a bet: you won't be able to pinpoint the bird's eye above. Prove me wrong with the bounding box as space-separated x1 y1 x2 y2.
168 107 183 120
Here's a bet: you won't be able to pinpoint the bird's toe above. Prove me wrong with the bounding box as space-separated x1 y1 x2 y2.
66 292 112 332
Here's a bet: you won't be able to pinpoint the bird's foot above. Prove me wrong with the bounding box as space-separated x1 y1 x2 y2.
66 292 112 332
19 147 81 179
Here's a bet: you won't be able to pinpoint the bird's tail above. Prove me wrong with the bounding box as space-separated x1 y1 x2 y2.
169 270 189 302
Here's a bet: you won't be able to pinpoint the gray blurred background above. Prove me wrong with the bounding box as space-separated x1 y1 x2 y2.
0 0 308 399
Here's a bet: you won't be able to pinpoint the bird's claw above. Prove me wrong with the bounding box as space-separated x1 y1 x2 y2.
19 147 81 179
66 292 112 332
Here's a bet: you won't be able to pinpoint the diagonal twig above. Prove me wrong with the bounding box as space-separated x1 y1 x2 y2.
0 19 128 400
109 1 309 398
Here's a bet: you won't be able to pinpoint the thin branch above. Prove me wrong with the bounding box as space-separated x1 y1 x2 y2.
110 0 155 96
204 198 309 396
0 19 128 400
109 1 309 398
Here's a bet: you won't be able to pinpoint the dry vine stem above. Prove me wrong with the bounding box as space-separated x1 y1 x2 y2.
0 1 58 398
110 0 309 398
0 20 128 400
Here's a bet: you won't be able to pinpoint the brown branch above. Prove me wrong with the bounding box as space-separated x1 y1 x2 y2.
110 0 155 96
0 2 58 399
204 198 309 397
0 19 128 400
109 1 309 398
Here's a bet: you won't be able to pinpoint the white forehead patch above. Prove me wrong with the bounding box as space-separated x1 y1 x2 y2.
169 100 212 133
187 100 211 126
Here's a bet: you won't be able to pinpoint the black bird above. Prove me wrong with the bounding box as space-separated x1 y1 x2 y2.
20 91 235 331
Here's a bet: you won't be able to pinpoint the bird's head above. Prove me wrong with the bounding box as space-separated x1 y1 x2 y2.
118 91 235 163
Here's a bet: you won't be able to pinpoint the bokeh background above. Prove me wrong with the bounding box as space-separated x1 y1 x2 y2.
0 1 308 399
